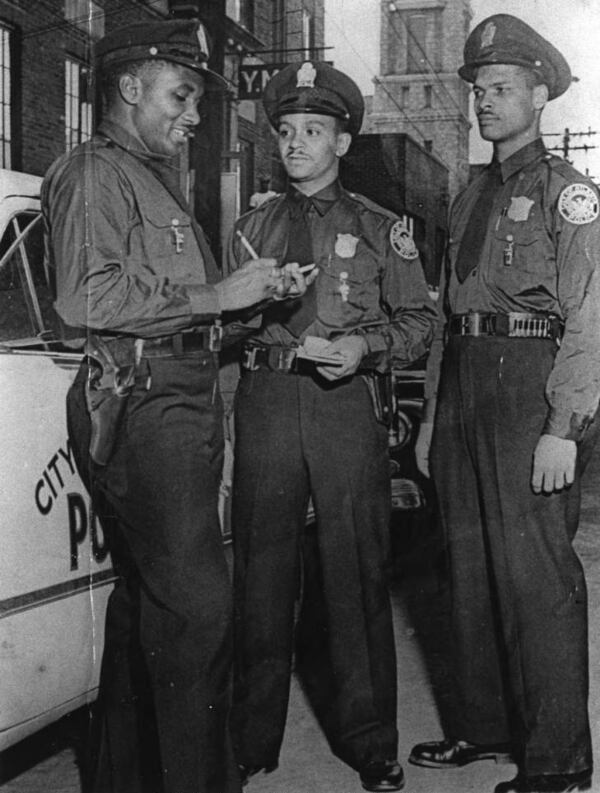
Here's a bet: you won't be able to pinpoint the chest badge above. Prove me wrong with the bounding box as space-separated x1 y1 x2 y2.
334 233 359 258
390 221 419 260
170 218 185 253
338 271 350 302
507 196 534 222
558 183 599 225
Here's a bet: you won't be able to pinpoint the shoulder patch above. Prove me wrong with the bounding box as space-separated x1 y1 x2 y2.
558 183 599 225
389 221 419 260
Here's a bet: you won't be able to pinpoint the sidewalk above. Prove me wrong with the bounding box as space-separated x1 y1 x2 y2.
2 453 600 793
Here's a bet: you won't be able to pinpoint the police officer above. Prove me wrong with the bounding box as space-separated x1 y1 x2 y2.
42 19 307 793
227 61 436 791
409 14 600 793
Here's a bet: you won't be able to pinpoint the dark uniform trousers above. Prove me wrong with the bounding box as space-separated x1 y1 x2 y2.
67 354 240 793
431 336 595 777
231 366 398 772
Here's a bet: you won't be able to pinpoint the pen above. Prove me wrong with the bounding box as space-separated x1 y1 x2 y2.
236 229 259 260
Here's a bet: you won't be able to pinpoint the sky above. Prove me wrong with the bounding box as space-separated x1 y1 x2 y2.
325 0 600 178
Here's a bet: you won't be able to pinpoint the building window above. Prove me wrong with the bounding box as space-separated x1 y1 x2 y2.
64 0 105 40
424 139 433 153
404 9 442 74
302 10 315 60
424 84 432 108
0 22 11 168
400 85 410 109
227 0 254 32
65 58 92 151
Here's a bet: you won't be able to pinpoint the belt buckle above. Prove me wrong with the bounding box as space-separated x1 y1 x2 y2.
277 348 297 372
463 313 481 336
242 345 259 371
209 322 223 353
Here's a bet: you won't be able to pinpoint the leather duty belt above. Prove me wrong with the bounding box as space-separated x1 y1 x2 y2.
448 312 563 341
140 324 222 357
241 343 298 373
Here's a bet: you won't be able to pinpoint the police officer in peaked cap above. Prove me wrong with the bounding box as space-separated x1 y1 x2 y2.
410 14 600 793
42 17 310 793
226 60 436 792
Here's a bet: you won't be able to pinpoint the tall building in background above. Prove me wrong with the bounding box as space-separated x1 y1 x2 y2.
367 0 472 198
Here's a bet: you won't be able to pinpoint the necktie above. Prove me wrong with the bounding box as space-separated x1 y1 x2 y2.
267 194 317 337
454 160 502 283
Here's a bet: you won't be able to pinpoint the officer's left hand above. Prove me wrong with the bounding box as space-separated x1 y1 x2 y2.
316 335 368 381
531 434 577 494
273 262 319 300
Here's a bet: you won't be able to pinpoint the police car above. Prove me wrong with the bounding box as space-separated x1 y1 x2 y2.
0 169 426 752
0 169 115 751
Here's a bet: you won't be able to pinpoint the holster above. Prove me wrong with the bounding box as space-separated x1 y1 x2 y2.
84 336 137 466
361 371 394 427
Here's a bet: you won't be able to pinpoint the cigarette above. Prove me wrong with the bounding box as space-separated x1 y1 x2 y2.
235 229 259 260
298 263 316 273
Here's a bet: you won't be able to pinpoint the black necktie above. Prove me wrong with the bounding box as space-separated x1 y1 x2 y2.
267 194 317 337
455 160 502 283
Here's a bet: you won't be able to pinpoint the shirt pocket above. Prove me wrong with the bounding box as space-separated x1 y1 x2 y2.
143 211 193 261
493 216 547 275
317 253 380 329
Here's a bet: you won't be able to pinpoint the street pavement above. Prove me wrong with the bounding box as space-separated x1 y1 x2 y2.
2 450 600 793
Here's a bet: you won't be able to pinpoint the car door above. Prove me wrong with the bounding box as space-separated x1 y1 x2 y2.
0 179 115 751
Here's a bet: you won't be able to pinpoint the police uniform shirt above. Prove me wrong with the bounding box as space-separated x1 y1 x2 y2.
228 180 436 372
428 137 600 440
42 119 221 337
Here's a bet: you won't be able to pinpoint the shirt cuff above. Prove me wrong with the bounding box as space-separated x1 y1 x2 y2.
354 328 390 372
542 409 595 442
188 284 221 321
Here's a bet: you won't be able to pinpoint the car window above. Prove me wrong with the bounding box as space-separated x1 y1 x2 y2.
0 211 59 343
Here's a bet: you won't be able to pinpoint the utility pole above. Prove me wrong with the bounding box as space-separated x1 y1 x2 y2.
543 127 597 163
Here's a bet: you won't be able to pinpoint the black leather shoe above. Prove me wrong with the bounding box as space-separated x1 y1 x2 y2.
238 763 277 786
359 760 405 792
494 770 592 793
408 738 512 768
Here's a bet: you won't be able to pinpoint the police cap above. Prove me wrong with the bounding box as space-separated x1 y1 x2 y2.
459 14 571 100
263 61 364 137
94 18 226 89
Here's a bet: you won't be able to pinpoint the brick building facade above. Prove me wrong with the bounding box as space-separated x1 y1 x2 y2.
366 0 472 199
0 0 324 261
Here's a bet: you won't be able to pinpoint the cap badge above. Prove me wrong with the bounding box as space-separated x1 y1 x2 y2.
507 196 534 222
296 62 317 88
481 21 496 50
334 233 359 258
390 221 419 260
195 23 209 57
558 183 599 225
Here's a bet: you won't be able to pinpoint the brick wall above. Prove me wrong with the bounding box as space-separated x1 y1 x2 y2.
0 0 166 176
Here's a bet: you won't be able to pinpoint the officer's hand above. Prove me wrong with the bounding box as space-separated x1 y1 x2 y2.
273 262 319 301
415 420 434 478
215 258 281 310
531 434 577 494
316 335 368 381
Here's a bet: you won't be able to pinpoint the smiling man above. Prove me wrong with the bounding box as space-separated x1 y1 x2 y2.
410 14 600 793
41 18 304 793
226 61 436 792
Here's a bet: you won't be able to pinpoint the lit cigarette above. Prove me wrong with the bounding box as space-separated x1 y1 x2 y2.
235 229 259 260
298 263 316 274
